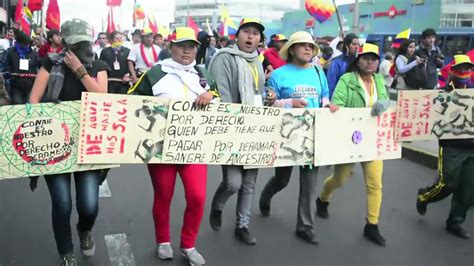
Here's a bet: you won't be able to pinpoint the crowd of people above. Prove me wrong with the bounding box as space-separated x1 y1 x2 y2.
0 17 473 266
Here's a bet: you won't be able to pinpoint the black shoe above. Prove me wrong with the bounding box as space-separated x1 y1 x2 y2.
363 223 386 246
259 197 270 217
445 224 470 239
416 189 428 216
209 209 222 231
234 227 256 245
316 197 329 219
295 230 319 245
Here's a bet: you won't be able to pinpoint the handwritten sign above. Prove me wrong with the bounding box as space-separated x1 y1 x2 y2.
78 92 169 164
396 89 474 141
313 108 401 166
0 102 114 180
162 100 315 167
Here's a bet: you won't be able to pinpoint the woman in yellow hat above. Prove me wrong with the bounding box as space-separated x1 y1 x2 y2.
258 31 338 244
316 43 390 246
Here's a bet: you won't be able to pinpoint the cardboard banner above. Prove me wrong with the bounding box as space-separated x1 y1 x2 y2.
162 100 315 167
313 108 401 166
78 92 169 164
0 102 114 180
396 89 474 141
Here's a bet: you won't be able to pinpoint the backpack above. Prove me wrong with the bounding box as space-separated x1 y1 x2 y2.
403 56 427 89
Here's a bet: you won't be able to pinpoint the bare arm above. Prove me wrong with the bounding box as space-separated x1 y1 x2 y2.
29 67 50 104
80 70 108 93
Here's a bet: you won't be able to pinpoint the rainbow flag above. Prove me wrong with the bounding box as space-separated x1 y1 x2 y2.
218 6 237 37
391 28 411 48
134 3 145 20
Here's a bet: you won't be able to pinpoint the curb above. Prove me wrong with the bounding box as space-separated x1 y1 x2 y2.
402 143 438 169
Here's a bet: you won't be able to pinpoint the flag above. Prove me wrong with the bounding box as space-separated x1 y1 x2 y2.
148 15 158 34
187 17 200 36
28 0 43 12
15 0 23 25
46 0 61 30
391 28 411 48
107 7 116 33
205 18 213 36
106 0 122 6
134 3 145 20
218 6 237 37
158 26 170 38
15 0 33 35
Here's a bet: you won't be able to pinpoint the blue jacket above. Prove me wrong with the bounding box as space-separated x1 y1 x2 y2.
327 54 355 99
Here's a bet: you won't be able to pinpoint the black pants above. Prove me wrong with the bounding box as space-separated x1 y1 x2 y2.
108 81 130 94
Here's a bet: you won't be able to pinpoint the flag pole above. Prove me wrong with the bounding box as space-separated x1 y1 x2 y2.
133 0 137 27
332 0 344 38
186 0 190 26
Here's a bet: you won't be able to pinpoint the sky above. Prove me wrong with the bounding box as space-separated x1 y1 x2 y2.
46 0 355 33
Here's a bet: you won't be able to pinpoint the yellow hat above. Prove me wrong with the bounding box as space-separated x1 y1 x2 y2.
279 31 319 61
141 27 153 36
357 43 380 58
169 27 201 45
274 34 287 42
237 18 265 34
452 54 474 68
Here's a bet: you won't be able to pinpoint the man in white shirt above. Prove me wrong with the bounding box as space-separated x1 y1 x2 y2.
378 52 394 92
93 32 108 59
128 28 161 83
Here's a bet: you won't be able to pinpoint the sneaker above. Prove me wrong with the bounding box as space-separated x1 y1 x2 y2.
295 230 319 245
416 189 428 216
445 224 470 239
157 243 174 260
181 248 205 265
316 197 329 219
78 229 95 257
363 223 386 246
209 209 222 231
259 196 271 217
60 254 76 266
234 227 256 245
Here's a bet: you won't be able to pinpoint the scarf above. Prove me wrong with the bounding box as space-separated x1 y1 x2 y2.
450 69 472 88
111 41 123 49
209 45 260 105
159 58 208 96
15 43 31 59
140 43 158 68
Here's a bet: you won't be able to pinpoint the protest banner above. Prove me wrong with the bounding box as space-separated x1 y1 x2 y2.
0 102 113 180
78 92 169 164
396 89 474 141
313 107 401 166
162 100 315 167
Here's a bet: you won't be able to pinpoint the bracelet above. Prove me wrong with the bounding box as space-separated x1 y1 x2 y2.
74 65 88 80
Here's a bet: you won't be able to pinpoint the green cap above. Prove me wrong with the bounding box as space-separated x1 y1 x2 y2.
61 19 94 45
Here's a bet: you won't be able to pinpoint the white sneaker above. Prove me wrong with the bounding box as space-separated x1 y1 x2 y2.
181 248 205 266
157 243 174 260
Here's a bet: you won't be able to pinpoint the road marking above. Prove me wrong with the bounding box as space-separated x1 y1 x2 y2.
105 233 136 266
99 180 112 198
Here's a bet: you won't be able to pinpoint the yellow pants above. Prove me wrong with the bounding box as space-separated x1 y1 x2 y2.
320 160 383 225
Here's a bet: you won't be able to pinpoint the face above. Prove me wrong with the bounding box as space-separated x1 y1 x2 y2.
357 54 379 74
170 41 198 65
407 42 416 56
275 40 287 51
163 39 170 49
132 34 141 44
52 34 62 45
7 29 14 39
210 36 217 47
112 33 123 43
291 43 315 64
422 35 436 48
68 41 95 65
98 34 108 46
154 36 164 46
347 38 359 56
236 25 261 53
453 64 473 74
142 34 153 46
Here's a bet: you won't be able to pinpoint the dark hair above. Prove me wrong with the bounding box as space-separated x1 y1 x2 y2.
47 29 60 43
15 30 31 46
267 34 277 48
421 28 436 39
347 53 379 73
108 31 122 41
321 46 333 55
395 38 416 62
154 33 163 40
343 33 358 54
97 32 107 40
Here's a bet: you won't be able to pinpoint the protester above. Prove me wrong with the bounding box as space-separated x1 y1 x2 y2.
93 32 108 58
416 54 474 239
6 30 38 104
218 36 230 49
100 31 131 94
210 35 218 50
316 43 389 246
28 18 110 266
38 29 63 60
196 31 216 69
131 29 142 44
0 74 9 105
259 31 338 244
327 33 359 98
378 51 394 92
128 28 161 83
208 18 275 245
414 28 444 89
264 34 287 69
393 39 425 90
128 27 219 266
153 33 164 48
319 45 333 74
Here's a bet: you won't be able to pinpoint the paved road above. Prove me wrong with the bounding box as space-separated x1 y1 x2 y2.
0 159 472 266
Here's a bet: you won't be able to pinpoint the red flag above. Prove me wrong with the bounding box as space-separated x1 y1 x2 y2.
107 7 116 33
46 0 60 30
187 17 200 37
106 0 122 6
28 0 43 12
15 0 23 24
148 16 158 34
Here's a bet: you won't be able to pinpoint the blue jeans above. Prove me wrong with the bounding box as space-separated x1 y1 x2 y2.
45 170 101 255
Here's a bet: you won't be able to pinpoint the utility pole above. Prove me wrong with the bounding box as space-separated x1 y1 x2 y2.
351 0 359 34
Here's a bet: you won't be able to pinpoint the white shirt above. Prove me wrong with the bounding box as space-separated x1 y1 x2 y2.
378 59 393 88
152 71 208 100
128 43 161 72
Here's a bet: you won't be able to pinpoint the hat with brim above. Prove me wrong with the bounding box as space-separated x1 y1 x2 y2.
274 34 288 42
357 43 380 58
141 27 153 36
61 19 94 45
236 18 265 36
452 54 474 68
279 31 319 61
169 27 201 45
